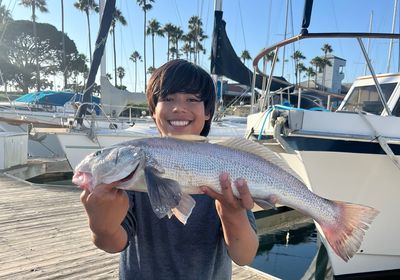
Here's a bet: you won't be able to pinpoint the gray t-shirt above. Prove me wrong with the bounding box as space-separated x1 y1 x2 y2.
120 191 256 280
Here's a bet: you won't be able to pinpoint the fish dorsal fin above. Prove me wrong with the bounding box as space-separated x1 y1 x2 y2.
217 138 303 182
167 134 208 142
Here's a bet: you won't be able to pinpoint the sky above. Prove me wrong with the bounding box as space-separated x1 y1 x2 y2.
5 0 400 93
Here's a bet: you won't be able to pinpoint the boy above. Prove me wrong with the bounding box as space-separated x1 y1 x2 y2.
80 59 258 279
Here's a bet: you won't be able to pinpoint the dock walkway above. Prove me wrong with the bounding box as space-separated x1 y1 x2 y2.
0 173 276 280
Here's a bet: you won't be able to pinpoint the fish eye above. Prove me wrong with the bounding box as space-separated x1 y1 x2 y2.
94 150 102 156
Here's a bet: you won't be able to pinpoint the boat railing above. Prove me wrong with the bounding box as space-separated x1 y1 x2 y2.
72 102 150 130
251 32 400 115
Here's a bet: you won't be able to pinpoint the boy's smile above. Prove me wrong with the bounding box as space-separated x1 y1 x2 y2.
153 92 210 136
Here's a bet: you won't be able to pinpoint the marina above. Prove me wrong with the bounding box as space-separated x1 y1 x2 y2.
1 0 400 278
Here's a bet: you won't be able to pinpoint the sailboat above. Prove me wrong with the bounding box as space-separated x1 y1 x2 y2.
246 0 400 277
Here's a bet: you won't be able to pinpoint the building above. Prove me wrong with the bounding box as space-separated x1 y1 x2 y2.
316 55 346 94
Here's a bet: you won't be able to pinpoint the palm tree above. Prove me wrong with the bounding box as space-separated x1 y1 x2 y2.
146 19 164 68
147 66 155 75
262 51 279 74
240 50 251 65
305 66 316 88
117 66 125 86
310 56 323 88
137 0 154 93
110 8 127 86
20 0 48 91
321 44 333 91
187 16 207 64
163 23 175 61
129 51 142 92
73 0 99 65
181 42 191 60
0 4 13 25
296 62 307 85
291 50 306 86
170 25 183 59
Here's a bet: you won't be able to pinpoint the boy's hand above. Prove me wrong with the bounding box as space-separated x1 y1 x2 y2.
80 182 129 236
200 172 254 221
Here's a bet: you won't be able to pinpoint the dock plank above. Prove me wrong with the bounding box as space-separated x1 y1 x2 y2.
0 173 277 280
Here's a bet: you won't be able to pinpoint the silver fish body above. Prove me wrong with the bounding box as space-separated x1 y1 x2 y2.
73 136 379 262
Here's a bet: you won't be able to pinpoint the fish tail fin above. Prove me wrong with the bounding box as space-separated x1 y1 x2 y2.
319 201 379 262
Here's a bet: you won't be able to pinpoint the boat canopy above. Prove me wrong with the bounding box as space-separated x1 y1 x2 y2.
15 91 100 107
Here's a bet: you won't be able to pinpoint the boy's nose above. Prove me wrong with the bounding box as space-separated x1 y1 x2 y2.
172 101 188 112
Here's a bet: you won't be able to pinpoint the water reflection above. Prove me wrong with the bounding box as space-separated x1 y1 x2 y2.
251 212 318 280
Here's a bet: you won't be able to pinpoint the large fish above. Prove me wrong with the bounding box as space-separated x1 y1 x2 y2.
73 136 379 262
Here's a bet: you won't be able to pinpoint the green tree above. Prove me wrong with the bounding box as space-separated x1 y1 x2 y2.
262 51 279 74
321 43 333 91
73 0 99 65
117 66 125 86
163 23 175 61
305 66 316 88
291 50 306 86
240 50 251 65
136 0 154 93
110 8 127 87
146 18 164 68
147 66 155 75
310 56 323 88
170 25 183 59
1 20 85 92
0 4 13 26
187 16 207 64
19 0 48 91
129 51 142 92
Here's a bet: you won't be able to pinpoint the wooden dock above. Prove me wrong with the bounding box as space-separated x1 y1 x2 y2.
0 172 278 280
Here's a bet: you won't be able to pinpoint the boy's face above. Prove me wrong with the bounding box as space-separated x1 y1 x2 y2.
153 92 210 136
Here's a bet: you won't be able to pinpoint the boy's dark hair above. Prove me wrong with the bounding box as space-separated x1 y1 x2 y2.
147 59 216 136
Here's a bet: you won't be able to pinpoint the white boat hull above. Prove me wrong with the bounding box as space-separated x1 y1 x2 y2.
280 150 400 276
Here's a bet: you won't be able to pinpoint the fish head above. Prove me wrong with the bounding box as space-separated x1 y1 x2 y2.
72 145 146 191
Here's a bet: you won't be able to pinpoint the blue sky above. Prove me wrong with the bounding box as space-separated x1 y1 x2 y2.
7 0 400 93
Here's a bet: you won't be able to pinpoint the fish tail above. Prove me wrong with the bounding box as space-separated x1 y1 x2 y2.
318 201 379 262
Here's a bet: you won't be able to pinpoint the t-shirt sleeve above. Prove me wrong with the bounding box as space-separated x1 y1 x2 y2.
121 191 137 243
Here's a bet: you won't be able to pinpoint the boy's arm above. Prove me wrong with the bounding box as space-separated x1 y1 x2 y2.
80 183 129 253
201 173 259 266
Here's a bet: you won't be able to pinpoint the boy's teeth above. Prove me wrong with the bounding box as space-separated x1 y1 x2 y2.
170 120 190 127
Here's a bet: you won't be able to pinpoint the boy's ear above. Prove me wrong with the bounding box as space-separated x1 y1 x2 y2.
205 113 210 120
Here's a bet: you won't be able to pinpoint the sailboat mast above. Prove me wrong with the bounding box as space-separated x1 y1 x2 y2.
281 0 290 77
99 0 107 79
364 11 373 76
214 0 224 114
386 0 398 73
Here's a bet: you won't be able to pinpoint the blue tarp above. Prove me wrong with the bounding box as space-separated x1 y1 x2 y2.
16 91 100 106
15 91 101 114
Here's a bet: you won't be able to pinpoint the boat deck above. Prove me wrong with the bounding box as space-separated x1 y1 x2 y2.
0 173 277 280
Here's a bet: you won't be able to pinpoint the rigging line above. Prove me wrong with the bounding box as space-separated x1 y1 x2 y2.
264 0 272 47
173 0 183 29
237 0 247 51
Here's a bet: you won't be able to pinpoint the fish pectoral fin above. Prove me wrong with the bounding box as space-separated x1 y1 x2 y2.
144 166 184 219
254 198 278 210
171 194 196 225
